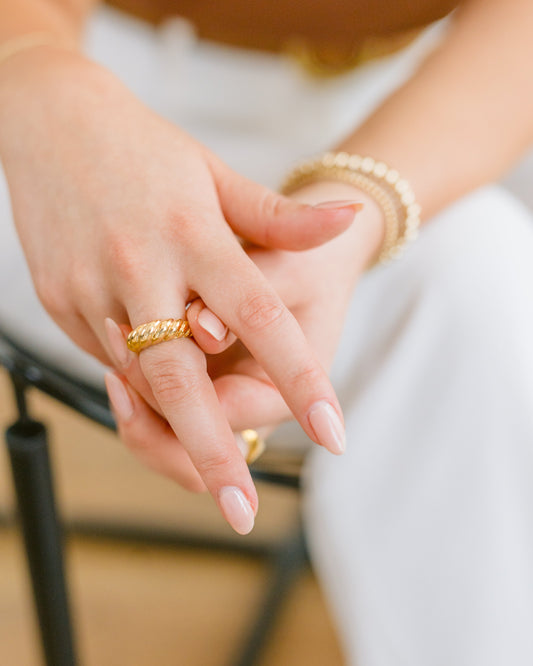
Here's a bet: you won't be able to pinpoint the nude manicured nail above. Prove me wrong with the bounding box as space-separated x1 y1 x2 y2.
197 308 228 341
105 373 134 423
312 200 364 212
308 401 346 455
218 486 255 535
104 317 131 368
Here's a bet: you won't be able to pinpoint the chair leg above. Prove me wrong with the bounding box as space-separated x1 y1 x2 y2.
6 417 77 666
230 520 308 666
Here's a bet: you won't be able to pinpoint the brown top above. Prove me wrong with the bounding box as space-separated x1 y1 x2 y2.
106 0 458 53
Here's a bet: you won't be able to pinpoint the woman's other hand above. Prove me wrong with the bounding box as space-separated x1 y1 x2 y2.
204 181 386 431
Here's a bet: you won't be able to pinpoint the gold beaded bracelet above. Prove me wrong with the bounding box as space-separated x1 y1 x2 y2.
280 152 421 265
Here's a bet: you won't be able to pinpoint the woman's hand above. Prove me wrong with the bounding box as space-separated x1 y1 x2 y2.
108 180 384 482
202 181 386 430
0 48 360 533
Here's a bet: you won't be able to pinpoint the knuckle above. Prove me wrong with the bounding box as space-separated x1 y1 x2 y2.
164 205 215 247
143 355 204 407
195 449 234 478
237 291 287 334
257 191 283 245
165 206 196 236
286 362 324 393
107 234 145 284
258 190 283 220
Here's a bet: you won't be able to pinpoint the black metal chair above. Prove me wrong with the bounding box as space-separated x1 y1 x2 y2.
0 327 308 666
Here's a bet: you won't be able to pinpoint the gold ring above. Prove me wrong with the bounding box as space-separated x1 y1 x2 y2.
127 318 193 353
239 429 266 465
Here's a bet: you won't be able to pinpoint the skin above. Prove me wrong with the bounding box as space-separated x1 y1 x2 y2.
103 182 383 493
1 0 532 531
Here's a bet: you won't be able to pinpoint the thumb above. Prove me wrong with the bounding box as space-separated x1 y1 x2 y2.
209 158 362 250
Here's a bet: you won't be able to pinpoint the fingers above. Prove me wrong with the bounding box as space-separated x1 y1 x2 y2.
38 295 112 366
98 163 348 534
105 371 270 486
105 319 291 432
104 317 163 416
106 247 345 461
104 372 206 492
105 312 237 415
140 342 257 534
208 155 362 250
104 294 259 535
122 293 258 534
64 317 111 366
193 241 346 456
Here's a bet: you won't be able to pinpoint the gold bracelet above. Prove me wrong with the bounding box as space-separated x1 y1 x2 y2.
0 32 73 69
280 152 421 265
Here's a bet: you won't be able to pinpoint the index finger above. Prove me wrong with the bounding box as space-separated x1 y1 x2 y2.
192 238 346 456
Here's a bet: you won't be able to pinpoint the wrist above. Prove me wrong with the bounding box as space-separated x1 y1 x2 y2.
282 152 421 267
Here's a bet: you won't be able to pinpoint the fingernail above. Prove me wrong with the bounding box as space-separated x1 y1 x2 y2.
104 317 131 368
105 372 134 423
197 308 228 342
312 200 364 212
218 486 255 535
308 401 346 455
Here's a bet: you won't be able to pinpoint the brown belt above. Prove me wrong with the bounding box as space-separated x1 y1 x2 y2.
285 28 424 77
105 0 423 78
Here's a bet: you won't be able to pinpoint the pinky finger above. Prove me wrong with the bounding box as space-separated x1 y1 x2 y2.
104 372 206 493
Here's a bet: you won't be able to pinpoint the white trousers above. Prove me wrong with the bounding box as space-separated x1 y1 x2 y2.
1 8 533 664
306 189 533 666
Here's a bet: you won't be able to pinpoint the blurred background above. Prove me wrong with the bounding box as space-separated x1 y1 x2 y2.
0 367 343 666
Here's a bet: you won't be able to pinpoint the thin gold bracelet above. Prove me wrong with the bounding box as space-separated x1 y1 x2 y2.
280 152 421 265
0 32 74 69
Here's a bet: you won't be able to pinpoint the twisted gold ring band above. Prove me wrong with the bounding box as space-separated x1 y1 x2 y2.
127 318 193 353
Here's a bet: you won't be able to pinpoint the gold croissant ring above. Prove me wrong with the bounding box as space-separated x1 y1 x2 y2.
127 318 193 353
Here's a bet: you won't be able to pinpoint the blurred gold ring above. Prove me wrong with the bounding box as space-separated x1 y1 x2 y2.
127 318 193 353
240 429 266 465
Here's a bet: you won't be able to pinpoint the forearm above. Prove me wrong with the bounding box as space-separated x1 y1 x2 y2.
339 0 533 220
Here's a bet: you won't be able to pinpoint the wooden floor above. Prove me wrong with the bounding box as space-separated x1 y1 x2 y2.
0 369 344 666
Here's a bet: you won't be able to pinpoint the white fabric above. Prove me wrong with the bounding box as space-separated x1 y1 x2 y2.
1 7 533 664
306 188 533 666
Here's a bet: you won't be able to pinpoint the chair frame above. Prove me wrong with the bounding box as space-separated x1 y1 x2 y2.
0 329 307 666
